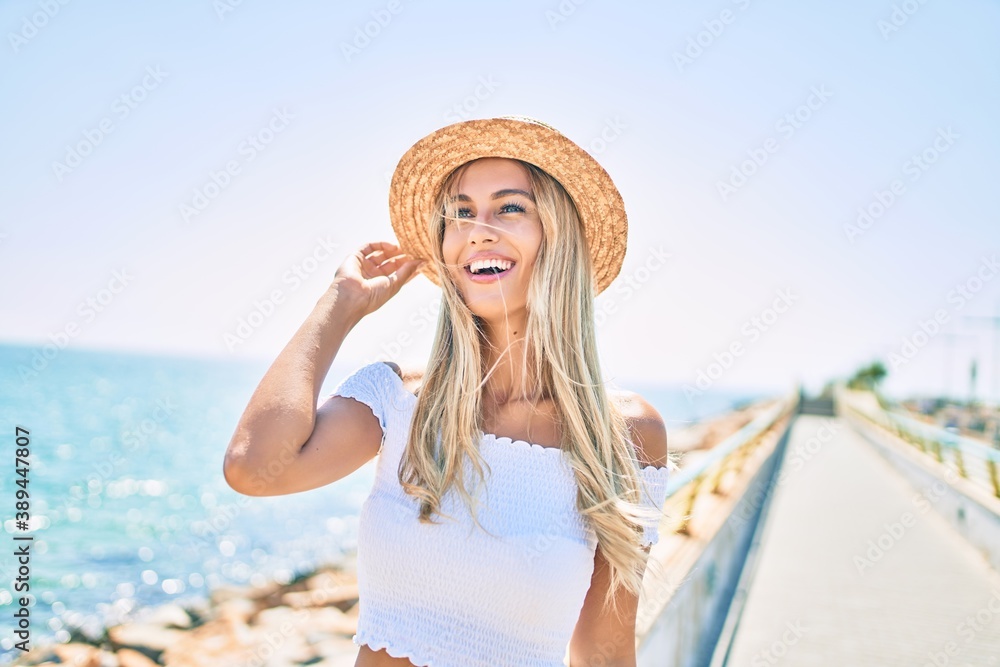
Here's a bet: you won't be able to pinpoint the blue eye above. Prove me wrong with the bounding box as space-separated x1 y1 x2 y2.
499 202 526 214
447 201 526 224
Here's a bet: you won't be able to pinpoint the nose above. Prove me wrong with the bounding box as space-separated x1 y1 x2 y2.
467 214 498 245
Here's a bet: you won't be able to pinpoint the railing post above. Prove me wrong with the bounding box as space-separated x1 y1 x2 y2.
712 436 755 494
735 435 757 470
710 462 728 495
987 459 1000 499
676 475 701 536
953 446 967 479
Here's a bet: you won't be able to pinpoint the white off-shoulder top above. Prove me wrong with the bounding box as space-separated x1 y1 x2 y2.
329 361 671 666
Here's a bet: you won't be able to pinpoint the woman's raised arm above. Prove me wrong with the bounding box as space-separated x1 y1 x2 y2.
222 242 424 496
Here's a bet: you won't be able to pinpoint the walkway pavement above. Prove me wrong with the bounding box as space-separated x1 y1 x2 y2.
722 414 1000 666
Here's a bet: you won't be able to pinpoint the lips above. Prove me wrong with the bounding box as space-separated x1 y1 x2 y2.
464 262 515 282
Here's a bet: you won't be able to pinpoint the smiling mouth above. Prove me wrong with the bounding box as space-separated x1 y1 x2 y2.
464 261 516 278
466 265 513 275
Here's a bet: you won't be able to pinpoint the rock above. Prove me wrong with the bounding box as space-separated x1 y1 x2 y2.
258 604 356 639
161 617 253 667
298 637 362 666
107 623 186 663
302 606 358 637
254 605 302 627
138 603 193 629
208 583 254 607
213 596 257 625
161 615 312 667
314 636 349 651
11 645 59 666
304 568 353 591
178 597 212 625
294 569 360 612
115 648 159 667
281 582 359 610
50 642 111 667
240 580 288 610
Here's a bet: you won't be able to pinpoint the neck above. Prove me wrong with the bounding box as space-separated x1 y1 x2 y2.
479 316 539 405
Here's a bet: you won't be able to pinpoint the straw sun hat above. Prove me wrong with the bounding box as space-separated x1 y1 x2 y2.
387 115 628 295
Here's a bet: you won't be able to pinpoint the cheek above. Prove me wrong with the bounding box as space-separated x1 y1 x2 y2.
523 223 544 266
441 232 462 269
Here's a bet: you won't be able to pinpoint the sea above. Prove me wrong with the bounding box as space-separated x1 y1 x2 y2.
0 342 769 659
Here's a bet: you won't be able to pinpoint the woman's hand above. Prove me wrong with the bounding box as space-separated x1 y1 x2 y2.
331 241 426 318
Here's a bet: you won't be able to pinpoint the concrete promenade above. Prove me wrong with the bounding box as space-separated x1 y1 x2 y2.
720 414 1000 666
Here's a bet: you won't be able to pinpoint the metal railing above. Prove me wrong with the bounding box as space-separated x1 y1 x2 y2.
839 388 1000 499
666 390 800 534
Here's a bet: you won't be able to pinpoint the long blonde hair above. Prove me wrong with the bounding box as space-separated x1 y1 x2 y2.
396 158 667 615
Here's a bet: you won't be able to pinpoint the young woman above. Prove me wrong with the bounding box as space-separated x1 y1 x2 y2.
224 116 676 666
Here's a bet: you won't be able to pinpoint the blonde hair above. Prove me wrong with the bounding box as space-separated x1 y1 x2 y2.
396 157 669 615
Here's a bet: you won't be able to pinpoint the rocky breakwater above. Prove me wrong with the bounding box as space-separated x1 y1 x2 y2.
13 555 363 667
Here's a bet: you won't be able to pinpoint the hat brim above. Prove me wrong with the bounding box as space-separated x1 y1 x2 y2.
388 116 627 295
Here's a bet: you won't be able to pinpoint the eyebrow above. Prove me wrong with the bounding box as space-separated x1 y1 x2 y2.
447 188 535 203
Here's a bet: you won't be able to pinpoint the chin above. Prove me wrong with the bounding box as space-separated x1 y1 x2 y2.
467 299 527 320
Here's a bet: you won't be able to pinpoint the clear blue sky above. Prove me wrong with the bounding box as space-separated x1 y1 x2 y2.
1 0 998 402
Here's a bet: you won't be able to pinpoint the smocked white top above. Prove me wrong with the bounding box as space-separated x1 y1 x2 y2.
329 361 671 666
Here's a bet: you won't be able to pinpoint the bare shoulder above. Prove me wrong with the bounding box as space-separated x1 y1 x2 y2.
610 390 669 468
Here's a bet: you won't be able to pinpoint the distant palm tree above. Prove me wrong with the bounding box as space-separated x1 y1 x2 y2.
847 361 887 390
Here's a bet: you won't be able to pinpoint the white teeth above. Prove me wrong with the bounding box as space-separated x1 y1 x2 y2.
468 258 513 274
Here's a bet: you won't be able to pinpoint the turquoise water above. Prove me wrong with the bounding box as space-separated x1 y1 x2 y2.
0 343 768 658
